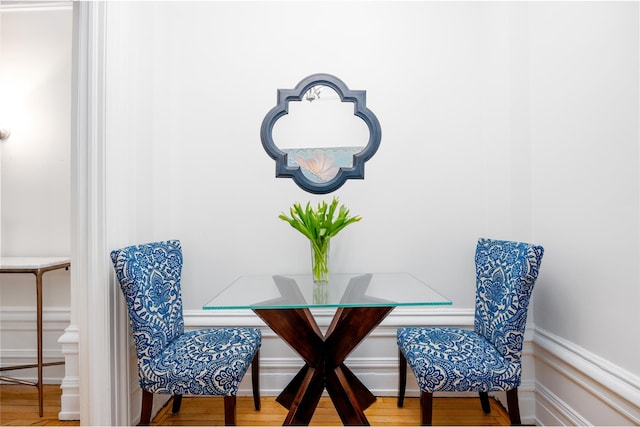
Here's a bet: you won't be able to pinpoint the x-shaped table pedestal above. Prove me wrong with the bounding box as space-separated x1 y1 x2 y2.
253 305 393 426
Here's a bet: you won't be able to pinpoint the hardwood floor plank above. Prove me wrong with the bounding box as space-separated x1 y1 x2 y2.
1 385 512 426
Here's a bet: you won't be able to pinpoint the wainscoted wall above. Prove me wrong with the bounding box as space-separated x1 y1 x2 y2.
533 328 640 426
3 305 640 426
185 307 475 393
0 307 69 383
107 309 640 426
184 308 538 425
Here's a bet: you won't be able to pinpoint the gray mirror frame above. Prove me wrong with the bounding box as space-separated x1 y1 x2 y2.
260 73 382 194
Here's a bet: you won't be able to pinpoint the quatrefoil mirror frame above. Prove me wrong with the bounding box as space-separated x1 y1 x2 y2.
260 73 382 194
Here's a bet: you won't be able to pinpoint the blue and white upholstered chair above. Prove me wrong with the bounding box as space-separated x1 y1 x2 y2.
111 240 262 426
397 238 544 425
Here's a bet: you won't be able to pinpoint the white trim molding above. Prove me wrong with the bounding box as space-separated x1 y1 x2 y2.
0 306 70 327
533 327 640 426
0 1 72 12
0 307 70 385
185 306 475 329
58 325 80 420
71 1 112 425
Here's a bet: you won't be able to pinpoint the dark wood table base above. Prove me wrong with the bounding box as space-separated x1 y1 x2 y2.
253 306 394 426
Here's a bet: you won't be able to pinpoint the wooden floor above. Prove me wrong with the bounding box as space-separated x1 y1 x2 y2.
0 385 78 427
1 385 512 426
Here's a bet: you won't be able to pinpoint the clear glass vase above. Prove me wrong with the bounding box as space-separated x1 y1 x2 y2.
310 240 329 285
313 282 329 304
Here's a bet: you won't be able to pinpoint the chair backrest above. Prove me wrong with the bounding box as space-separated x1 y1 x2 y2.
474 238 544 363
110 240 185 368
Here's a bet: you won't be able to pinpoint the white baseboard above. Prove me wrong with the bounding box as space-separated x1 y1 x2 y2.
58 325 80 420
533 327 640 426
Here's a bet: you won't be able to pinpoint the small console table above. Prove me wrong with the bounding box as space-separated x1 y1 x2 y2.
204 273 451 426
0 257 71 417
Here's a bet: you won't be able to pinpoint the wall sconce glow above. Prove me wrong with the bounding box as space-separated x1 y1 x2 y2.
0 129 10 141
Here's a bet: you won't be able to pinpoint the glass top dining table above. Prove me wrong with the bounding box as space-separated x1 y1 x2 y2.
203 273 451 426
203 272 451 310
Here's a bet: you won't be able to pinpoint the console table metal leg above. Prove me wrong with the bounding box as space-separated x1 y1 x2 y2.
35 269 44 417
0 259 70 417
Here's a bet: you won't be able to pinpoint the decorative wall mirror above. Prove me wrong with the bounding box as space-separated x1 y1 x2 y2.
261 73 381 194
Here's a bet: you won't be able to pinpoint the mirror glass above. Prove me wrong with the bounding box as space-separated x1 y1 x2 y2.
272 85 369 183
261 73 381 194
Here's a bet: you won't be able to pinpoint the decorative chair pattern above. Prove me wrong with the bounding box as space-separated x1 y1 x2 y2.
397 238 544 425
111 240 261 426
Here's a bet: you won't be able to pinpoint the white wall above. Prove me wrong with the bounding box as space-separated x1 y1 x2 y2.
105 1 533 310
2 1 639 425
101 3 537 423
528 3 640 424
100 2 640 424
0 2 72 383
529 0 639 378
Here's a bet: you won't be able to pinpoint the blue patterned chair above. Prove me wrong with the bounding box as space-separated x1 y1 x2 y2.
111 240 262 426
397 238 544 425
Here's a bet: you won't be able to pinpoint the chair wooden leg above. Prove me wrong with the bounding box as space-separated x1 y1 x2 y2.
479 391 491 414
172 394 182 414
252 349 261 410
420 391 433 426
224 395 236 426
138 389 153 426
398 348 407 407
506 388 521 426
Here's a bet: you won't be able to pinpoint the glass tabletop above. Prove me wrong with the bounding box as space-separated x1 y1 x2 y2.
203 273 451 310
